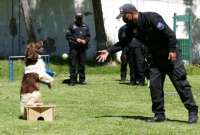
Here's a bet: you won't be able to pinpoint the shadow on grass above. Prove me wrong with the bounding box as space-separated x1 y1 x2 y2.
95 115 188 123
166 118 188 124
18 115 25 120
95 115 151 121
114 79 131 85
114 79 148 87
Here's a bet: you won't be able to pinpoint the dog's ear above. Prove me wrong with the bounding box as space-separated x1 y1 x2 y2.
35 41 44 54
38 40 44 46
25 43 38 60
35 41 43 49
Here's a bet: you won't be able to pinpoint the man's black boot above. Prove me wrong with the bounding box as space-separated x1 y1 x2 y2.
130 81 137 85
119 77 126 83
147 113 166 122
68 80 76 86
138 82 145 86
79 80 87 85
188 111 198 124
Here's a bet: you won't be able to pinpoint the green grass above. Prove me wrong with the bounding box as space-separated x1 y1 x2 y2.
0 68 200 134
0 60 200 134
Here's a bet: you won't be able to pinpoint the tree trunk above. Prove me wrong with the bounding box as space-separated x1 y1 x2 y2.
92 0 107 50
20 0 36 42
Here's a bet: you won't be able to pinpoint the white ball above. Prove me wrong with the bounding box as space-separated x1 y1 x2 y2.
62 53 68 59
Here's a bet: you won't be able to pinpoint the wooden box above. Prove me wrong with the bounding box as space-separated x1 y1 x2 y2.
24 105 55 121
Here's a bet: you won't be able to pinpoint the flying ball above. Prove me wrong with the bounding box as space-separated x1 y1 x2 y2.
62 53 68 59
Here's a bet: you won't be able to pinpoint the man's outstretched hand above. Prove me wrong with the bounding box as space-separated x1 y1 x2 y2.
96 50 109 63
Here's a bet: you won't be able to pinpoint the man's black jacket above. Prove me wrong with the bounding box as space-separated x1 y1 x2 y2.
118 24 143 49
107 12 177 66
66 22 90 49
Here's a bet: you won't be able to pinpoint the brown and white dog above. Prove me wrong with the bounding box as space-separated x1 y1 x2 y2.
20 41 53 115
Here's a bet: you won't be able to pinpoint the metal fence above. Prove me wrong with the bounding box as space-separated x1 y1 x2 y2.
8 55 50 81
173 13 193 63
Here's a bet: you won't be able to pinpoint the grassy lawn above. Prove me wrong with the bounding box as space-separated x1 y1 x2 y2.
0 60 200 135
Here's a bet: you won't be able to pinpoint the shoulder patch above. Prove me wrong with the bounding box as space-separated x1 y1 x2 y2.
156 22 165 30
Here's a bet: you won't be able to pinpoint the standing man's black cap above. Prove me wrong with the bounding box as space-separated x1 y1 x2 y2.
116 4 137 19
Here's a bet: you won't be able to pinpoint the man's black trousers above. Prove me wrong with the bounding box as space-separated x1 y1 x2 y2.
120 49 128 80
69 48 86 83
128 47 145 84
149 57 198 114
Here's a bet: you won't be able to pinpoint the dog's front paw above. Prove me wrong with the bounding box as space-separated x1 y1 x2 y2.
48 82 52 89
26 103 34 106
35 102 43 106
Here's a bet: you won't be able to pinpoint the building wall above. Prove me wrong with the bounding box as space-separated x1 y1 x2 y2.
100 0 200 62
0 0 200 61
0 0 14 57
101 0 190 41
0 0 96 60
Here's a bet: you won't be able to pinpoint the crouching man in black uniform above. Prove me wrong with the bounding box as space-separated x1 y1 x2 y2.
65 12 90 86
118 25 131 82
97 4 198 123
119 24 145 85
128 37 145 85
120 46 129 82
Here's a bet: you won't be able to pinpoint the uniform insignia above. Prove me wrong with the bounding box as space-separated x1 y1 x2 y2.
156 22 165 30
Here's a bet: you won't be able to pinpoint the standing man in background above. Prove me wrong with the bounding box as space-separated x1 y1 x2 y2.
65 12 90 86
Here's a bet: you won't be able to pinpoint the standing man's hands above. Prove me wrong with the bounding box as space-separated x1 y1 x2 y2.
96 50 109 62
168 51 177 62
76 38 87 45
76 38 82 43
81 39 86 44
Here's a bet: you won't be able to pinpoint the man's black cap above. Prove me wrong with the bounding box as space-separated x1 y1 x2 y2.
116 4 137 19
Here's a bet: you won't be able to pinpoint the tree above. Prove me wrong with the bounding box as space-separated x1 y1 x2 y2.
20 0 36 42
92 0 107 50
